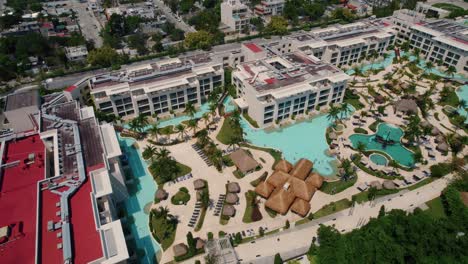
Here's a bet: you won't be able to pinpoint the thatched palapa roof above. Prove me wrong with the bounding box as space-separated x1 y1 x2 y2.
227 182 241 193
255 181 275 198
229 149 259 173
225 193 239 204
290 198 311 217
306 172 324 189
436 142 449 152
265 188 296 215
393 99 418 114
222 204 236 217
266 170 290 188
435 135 445 143
431 126 441 136
383 180 396 190
289 177 316 201
290 159 313 180
155 189 168 200
274 159 293 173
195 238 206 250
369 180 382 190
193 179 206 190
173 243 188 257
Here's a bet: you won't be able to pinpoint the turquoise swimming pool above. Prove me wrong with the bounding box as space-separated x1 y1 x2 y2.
241 106 354 177
349 123 415 167
370 153 388 166
118 136 160 264
456 85 468 124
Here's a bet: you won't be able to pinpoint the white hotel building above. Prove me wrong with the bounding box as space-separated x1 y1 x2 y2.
232 43 350 127
408 20 468 74
270 19 396 68
89 54 224 118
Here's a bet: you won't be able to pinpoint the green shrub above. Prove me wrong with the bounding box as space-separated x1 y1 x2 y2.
353 127 368 134
430 163 452 178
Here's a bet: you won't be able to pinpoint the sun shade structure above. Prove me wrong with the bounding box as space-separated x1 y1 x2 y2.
254 181 275 198
274 159 293 173
222 205 236 217
288 177 316 201
173 243 188 257
306 172 324 189
229 149 259 174
193 179 206 190
393 99 418 114
155 189 168 200
227 182 241 193
369 181 382 190
383 180 396 190
225 193 239 204
290 159 314 180
290 198 311 217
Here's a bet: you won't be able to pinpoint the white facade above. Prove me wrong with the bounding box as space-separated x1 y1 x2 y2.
271 19 396 68
254 0 285 17
90 55 224 118
388 9 426 44
221 0 251 34
415 2 450 19
65 45 88 62
232 51 350 127
409 20 468 73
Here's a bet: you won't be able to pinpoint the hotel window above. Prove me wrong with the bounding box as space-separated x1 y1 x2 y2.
307 92 317 110
170 91 186 110
199 78 211 98
187 87 198 104
152 95 169 114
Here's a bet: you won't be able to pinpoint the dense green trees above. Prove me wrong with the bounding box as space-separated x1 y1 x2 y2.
101 14 143 48
184 31 214 50
87 46 126 67
265 16 288 35
315 179 468 264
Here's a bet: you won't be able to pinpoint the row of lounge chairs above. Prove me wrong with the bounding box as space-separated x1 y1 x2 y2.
188 202 202 228
213 194 226 216
192 144 213 166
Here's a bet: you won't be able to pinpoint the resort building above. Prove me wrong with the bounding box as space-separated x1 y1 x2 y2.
408 20 468 73
255 159 324 216
271 19 396 67
254 0 285 18
220 0 252 35
388 9 426 45
231 49 349 127
0 90 129 264
415 2 450 19
89 53 224 118
64 45 88 62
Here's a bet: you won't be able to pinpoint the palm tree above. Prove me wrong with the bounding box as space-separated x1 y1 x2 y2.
196 129 209 146
143 145 157 162
175 124 186 140
202 112 210 125
413 48 421 59
128 118 141 133
209 102 217 120
356 142 366 153
156 148 171 161
445 65 456 78
187 119 198 134
457 99 467 110
389 159 399 173
339 102 350 120
352 66 361 80
184 102 196 118
147 123 159 142
425 61 434 73
326 105 340 125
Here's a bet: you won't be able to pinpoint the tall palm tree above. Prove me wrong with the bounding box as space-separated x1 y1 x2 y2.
143 145 157 162
352 66 361 80
457 99 467 110
209 102 217 120
147 123 159 141
202 112 210 125
175 124 186 140
187 119 198 134
425 61 434 73
156 148 171 161
339 103 350 120
445 65 456 78
128 118 141 133
184 102 196 118
326 105 340 125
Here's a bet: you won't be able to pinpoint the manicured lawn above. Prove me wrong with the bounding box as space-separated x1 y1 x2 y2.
250 172 268 187
242 113 259 128
353 127 368 134
233 170 245 179
149 211 177 250
242 190 262 223
314 198 352 218
149 161 192 186
216 117 236 144
433 3 464 12
439 89 459 108
171 188 190 205
407 178 434 191
352 188 399 204
320 177 357 194
425 197 446 219
344 89 364 110
194 207 207 232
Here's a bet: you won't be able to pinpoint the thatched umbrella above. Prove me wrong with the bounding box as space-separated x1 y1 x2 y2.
435 135 445 144
274 159 293 173
329 132 337 140
420 120 431 128
193 179 206 190
383 180 396 190
436 142 449 152
306 172 324 189
173 243 188 257
195 238 206 250
227 182 241 193
225 193 239 204
431 126 441 136
155 189 168 200
369 181 382 190
222 205 236 217
290 159 314 180
255 181 275 198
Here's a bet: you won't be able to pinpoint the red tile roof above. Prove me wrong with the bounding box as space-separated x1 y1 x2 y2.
65 85 77 92
0 135 45 264
244 43 263 53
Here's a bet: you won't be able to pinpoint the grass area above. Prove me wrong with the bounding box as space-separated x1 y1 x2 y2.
407 178 434 191
433 3 464 12
216 117 236 144
242 143 282 169
320 177 357 194
149 161 192 187
314 199 352 218
233 170 245 179
425 197 446 219
250 172 268 187
439 89 460 108
344 90 365 110
242 190 262 223
158 125 176 135
149 211 177 250
242 113 259 128
265 206 277 218
171 188 190 205
368 119 382 132
352 188 399 204
194 207 207 232
353 127 368 134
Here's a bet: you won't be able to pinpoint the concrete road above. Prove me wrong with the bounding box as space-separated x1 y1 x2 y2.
153 0 196 33
71 1 103 47
234 175 453 263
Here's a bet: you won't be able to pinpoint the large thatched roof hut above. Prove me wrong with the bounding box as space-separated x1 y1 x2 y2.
290 159 313 180
290 198 311 217
255 181 275 198
265 188 296 215
229 149 259 174
222 204 236 217
306 172 324 189
227 182 241 193
274 159 293 173
173 243 188 258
